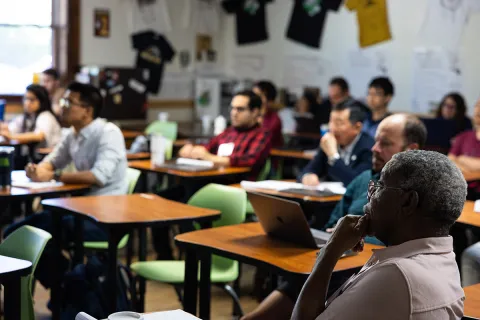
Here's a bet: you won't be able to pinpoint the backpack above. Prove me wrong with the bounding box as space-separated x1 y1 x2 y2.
60 254 135 319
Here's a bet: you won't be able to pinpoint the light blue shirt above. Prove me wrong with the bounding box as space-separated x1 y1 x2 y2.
44 118 128 195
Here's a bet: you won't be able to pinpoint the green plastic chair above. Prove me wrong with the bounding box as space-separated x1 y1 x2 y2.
83 168 141 250
130 184 247 316
145 121 178 141
245 158 272 215
0 226 52 320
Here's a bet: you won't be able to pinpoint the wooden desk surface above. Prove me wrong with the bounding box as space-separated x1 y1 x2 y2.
270 148 315 160
176 222 381 275
464 170 480 182
0 255 32 280
42 193 220 227
457 201 480 228
129 160 251 178
230 181 342 203
464 284 480 318
126 152 151 161
121 130 143 140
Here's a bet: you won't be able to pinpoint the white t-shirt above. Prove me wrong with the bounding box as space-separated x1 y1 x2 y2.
9 111 62 148
181 0 221 35
419 0 480 50
123 0 172 34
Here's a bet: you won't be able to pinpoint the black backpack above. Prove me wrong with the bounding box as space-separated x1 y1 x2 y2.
60 255 135 319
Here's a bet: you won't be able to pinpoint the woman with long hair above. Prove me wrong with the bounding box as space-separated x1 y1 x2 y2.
436 92 473 135
1 84 62 148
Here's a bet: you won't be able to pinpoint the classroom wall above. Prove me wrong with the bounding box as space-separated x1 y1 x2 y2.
222 0 480 114
79 0 226 123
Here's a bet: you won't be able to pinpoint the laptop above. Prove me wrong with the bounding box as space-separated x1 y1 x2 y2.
247 191 333 249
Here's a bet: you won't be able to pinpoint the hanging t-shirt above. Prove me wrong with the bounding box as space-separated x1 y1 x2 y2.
182 0 222 35
132 31 176 94
346 0 392 48
222 0 274 45
122 0 172 34
286 0 343 48
419 0 480 51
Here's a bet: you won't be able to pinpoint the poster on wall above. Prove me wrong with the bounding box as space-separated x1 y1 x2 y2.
344 48 390 99
281 55 329 96
94 9 110 38
411 47 462 114
195 77 221 120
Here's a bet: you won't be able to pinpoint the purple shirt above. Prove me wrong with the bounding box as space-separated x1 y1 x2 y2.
450 130 480 158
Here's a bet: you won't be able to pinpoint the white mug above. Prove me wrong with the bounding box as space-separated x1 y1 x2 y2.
108 311 143 320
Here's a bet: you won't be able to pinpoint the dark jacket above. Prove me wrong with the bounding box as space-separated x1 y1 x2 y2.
298 132 374 185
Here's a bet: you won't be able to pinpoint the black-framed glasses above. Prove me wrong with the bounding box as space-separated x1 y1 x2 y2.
367 180 406 201
59 98 89 109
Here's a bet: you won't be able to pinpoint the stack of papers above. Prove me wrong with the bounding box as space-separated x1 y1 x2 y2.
176 158 214 168
475 200 480 213
11 171 64 189
240 180 346 195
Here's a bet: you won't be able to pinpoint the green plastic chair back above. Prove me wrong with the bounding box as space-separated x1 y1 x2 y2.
0 226 52 320
83 168 141 250
145 121 178 140
188 184 247 271
245 159 271 215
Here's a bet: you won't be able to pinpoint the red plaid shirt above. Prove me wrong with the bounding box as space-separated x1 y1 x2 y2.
205 125 272 179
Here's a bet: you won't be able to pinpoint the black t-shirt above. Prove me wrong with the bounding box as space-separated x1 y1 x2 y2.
286 0 343 48
132 31 175 94
222 0 273 45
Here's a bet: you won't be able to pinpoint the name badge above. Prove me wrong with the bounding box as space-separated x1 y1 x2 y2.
217 142 235 157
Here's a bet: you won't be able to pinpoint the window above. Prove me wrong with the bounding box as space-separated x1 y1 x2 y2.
0 0 53 95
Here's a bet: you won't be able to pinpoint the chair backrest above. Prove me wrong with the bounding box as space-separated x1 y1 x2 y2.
188 184 247 271
145 121 178 141
126 168 141 194
257 158 271 181
0 226 52 320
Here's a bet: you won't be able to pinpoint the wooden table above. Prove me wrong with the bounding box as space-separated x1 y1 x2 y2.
231 181 342 203
129 160 251 179
457 201 480 228
270 148 315 160
176 222 381 319
464 284 480 319
121 129 143 140
0 255 32 320
42 193 221 320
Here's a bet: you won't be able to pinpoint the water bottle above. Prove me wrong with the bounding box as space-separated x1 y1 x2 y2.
214 115 227 135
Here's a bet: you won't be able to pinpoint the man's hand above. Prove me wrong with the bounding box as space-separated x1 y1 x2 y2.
26 163 54 182
320 132 338 158
302 173 320 186
190 146 212 160
178 144 194 158
324 215 373 259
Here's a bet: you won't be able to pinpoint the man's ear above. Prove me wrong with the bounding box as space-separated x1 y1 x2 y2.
385 95 392 105
405 143 419 151
401 190 419 216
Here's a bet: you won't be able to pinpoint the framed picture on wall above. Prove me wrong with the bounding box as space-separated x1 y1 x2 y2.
94 8 110 38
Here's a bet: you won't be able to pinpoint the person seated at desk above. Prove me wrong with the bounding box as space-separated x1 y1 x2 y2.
436 92 472 136
41 68 65 117
241 114 427 320
362 77 394 138
448 99 480 200
253 80 283 147
292 150 466 320
179 90 272 179
4 82 128 289
299 101 374 186
294 91 322 133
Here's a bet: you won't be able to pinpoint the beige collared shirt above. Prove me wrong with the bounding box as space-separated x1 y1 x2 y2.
317 237 464 320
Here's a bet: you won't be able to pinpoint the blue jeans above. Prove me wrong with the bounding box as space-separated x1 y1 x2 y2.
4 211 108 288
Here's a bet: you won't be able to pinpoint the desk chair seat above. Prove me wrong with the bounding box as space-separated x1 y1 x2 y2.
0 226 52 320
130 184 247 316
83 168 141 250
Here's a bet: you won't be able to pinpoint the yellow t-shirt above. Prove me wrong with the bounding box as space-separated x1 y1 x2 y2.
346 0 392 48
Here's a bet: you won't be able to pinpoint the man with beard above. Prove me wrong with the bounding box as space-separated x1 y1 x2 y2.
241 114 427 320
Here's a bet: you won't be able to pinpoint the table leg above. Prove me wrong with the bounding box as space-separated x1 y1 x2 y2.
183 247 199 316
3 277 21 320
51 212 63 320
73 216 84 266
137 227 147 313
198 221 213 320
106 228 127 314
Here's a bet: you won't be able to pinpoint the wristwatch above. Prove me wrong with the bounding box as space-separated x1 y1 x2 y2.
53 170 62 182
328 153 341 166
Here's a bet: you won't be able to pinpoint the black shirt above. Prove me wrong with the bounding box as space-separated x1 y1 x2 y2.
286 0 343 48
132 31 175 94
222 0 273 45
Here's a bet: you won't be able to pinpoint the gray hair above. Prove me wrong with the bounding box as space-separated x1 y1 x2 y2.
382 150 467 225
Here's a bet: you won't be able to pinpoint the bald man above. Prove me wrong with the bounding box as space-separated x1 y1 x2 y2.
242 114 428 320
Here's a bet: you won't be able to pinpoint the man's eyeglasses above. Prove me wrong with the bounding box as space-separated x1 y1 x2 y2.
59 98 89 109
230 106 249 113
367 180 406 201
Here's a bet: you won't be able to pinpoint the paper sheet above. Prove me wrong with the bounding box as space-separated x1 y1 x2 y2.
281 55 329 94
143 310 200 319
240 180 346 195
411 47 462 114
11 170 64 189
475 200 480 213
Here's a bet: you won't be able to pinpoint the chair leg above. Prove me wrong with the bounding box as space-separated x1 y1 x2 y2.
126 230 135 267
222 284 244 318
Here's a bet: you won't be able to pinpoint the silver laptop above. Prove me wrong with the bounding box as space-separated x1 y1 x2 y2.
247 191 333 249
